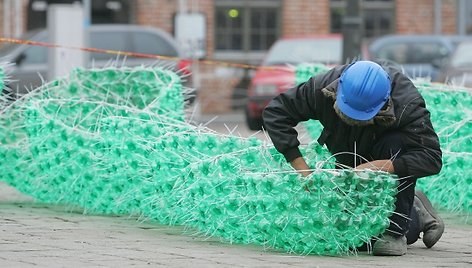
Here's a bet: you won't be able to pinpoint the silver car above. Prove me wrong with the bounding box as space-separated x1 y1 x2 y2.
366 34 472 81
436 41 472 87
0 24 194 101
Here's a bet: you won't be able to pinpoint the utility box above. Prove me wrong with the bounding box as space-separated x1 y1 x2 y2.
47 3 85 81
175 13 206 59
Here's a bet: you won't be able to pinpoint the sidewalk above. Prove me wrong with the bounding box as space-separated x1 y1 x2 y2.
1 182 471 268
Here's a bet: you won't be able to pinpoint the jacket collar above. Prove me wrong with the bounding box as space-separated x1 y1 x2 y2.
321 78 397 127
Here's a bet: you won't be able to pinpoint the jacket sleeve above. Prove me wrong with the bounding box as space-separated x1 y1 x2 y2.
262 65 344 162
262 78 317 162
390 81 442 179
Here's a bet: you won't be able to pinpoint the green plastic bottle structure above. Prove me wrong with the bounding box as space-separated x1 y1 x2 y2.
0 65 4 92
0 65 399 255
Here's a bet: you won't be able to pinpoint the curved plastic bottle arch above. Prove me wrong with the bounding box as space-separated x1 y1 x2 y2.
0 65 400 255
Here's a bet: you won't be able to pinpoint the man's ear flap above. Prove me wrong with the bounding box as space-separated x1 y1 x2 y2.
333 100 375 126
321 78 340 100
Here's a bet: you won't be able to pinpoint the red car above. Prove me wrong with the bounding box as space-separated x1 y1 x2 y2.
245 35 343 130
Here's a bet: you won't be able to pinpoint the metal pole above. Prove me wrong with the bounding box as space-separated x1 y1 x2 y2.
178 0 188 14
83 0 91 27
434 0 442 34
82 0 91 60
342 0 363 63
191 0 198 13
14 0 22 38
457 0 466 35
4 0 11 38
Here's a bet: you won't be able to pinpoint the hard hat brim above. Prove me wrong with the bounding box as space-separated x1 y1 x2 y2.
335 94 387 121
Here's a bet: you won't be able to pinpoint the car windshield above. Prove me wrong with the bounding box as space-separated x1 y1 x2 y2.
264 38 342 66
450 42 472 67
373 42 450 65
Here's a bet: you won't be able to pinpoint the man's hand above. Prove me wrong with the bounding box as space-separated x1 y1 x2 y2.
290 156 313 192
290 156 312 177
356 159 395 173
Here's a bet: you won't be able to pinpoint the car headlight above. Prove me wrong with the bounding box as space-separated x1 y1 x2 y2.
253 84 278 96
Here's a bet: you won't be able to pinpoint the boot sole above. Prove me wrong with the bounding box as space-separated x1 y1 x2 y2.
372 235 407 256
373 249 407 256
415 190 445 248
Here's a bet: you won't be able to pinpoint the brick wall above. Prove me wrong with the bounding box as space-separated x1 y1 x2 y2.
282 0 330 36
396 0 435 34
0 0 28 39
134 0 177 34
441 0 457 34
396 0 457 34
0 2 3 38
135 0 214 57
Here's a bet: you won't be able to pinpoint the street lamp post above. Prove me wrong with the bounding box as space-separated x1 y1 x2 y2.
342 0 363 63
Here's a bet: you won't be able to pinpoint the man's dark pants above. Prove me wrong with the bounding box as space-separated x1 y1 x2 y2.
370 131 420 244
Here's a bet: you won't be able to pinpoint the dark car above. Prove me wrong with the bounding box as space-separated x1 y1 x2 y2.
245 35 342 130
0 24 193 101
436 40 472 87
365 34 472 81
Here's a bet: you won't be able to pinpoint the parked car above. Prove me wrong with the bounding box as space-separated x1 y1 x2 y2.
245 35 343 130
0 24 194 102
435 40 472 87
365 34 472 81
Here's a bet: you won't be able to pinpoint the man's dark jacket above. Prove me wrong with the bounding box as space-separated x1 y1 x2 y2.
262 61 442 179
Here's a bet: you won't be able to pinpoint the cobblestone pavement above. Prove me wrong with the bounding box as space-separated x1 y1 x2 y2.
1 184 471 268
1 113 471 267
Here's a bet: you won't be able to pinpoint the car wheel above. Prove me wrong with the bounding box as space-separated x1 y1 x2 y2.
245 107 263 130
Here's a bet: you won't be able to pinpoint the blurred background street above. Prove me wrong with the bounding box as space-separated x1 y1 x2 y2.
2 0 472 125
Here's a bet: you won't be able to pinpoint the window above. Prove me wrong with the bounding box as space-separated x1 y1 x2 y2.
375 42 449 64
450 42 472 67
22 34 48 64
23 45 48 64
407 43 449 64
330 0 395 38
215 6 243 50
264 38 342 66
364 9 393 37
215 0 281 53
27 0 132 31
132 32 178 57
375 43 409 64
249 8 278 50
92 0 131 24
89 32 129 61
465 1 472 34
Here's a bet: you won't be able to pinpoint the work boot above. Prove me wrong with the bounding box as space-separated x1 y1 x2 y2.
414 190 445 248
373 234 407 256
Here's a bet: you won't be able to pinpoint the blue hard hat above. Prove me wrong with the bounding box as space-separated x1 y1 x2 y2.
336 61 391 121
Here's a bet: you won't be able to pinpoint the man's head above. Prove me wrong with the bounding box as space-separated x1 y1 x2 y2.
335 61 391 125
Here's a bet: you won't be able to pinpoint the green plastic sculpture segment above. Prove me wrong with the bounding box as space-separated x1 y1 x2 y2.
0 65 399 255
0 66 4 91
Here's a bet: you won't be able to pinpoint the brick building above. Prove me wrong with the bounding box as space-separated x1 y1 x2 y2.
0 0 470 113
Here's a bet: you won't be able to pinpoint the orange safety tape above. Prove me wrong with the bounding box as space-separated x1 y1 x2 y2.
0 37 291 72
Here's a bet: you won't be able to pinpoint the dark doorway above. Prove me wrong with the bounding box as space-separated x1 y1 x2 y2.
27 0 131 31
